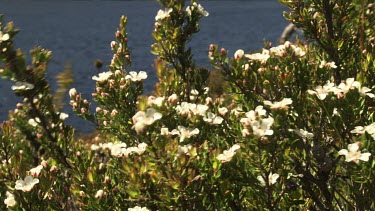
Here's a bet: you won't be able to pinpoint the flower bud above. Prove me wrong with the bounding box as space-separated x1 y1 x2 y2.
41 160 48 168
110 41 117 49
69 88 77 98
95 190 104 199
50 166 57 172
220 48 227 55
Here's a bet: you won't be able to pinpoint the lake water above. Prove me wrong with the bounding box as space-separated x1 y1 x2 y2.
0 0 289 132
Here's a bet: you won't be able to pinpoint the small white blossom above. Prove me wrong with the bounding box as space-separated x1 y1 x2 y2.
28 118 41 127
15 175 39 192
0 32 10 42
307 82 336 100
155 8 173 21
245 49 270 64
217 144 240 163
203 112 223 125
92 71 113 82
178 144 192 155
257 173 279 186
148 96 165 107
358 86 375 98
234 49 244 59
186 2 209 17
337 78 360 94
218 107 228 116
319 60 337 69
132 108 162 133
171 126 199 142
263 98 293 110
161 127 170 135
338 142 371 163
29 165 43 177
59 112 69 120
288 129 314 139
125 71 148 82
11 82 34 91
4 191 16 207
68 88 77 98
270 45 286 57
128 206 150 211
95 189 104 199
251 117 274 137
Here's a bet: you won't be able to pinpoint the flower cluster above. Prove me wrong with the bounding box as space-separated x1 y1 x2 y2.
170 126 200 143
240 106 274 138
263 98 293 110
3 191 15 207
132 108 162 133
91 142 148 157
338 142 371 163
155 8 173 21
257 172 279 187
216 144 240 163
186 2 209 17
308 78 374 100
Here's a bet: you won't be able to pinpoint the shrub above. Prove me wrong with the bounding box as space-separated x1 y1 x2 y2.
1 0 375 210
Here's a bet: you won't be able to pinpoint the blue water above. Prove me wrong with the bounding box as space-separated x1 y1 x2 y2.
0 0 289 132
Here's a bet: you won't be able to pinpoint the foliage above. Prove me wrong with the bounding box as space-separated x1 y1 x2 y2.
1 0 375 210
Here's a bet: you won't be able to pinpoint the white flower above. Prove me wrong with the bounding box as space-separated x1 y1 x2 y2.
218 107 228 116
358 86 375 98
59 112 69 120
203 112 223 125
125 71 148 82
319 60 337 69
307 82 336 100
92 71 113 82
171 126 199 142
29 165 43 177
11 82 34 91
134 143 148 155
95 189 104 199
350 126 366 135
155 8 173 21
178 144 192 155
128 206 150 211
4 191 16 207
161 127 170 135
108 142 127 157
257 173 279 186
240 106 267 126
263 98 293 110
132 108 162 133
351 123 375 139
28 118 41 127
234 49 244 59
148 96 165 107
337 78 360 94
270 44 286 57
68 88 77 98
0 32 10 42
186 2 209 17
15 175 39 192
338 142 371 163
292 46 306 57
217 144 240 163
251 117 274 137
288 129 314 139
245 49 270 64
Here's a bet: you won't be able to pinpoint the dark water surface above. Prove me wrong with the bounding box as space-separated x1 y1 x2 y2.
0 0 289 132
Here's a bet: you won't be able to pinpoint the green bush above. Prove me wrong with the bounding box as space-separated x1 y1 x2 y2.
1 0 375 210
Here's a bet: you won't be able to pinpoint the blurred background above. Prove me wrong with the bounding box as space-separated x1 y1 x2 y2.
0 0 289 132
